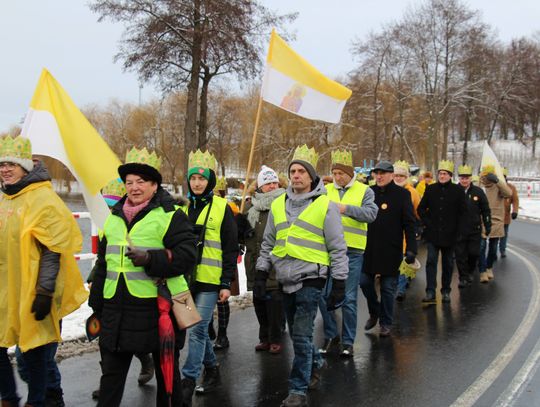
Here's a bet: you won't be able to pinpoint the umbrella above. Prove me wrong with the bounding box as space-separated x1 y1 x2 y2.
157 283 175 407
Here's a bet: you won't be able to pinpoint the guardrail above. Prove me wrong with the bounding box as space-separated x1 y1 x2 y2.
511 181 540 198
72 212 97 262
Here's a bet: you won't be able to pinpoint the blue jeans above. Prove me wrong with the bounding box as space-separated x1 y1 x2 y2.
499 224 509 254
182 291 218 381
283 286 324 396
319 252 363 345
0 345 49 407
16 342 62 391
425 242 454 294
479 238 500 272
397 274 410 295
360 273 398 327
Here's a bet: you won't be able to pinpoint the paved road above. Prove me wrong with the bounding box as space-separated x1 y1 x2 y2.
16 219 540 406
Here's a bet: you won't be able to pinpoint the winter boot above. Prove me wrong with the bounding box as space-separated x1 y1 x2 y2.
137 353 154 385
280 394 307 407
480 272 489 283
181 377 196 407
486 268 494 280
195 364 221 394
213 335 229 350
45 388 65 407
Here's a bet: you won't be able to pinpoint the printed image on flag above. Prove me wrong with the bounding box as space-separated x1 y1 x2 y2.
261 29 352 124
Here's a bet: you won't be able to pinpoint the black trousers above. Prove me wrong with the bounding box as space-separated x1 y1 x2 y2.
253 290 284 344
455 234 481 280
97 346 183 407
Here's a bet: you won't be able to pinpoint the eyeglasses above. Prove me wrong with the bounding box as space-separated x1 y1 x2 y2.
0 162 18 169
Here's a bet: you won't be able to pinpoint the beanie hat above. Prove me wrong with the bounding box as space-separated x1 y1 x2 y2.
0 136 34 172
118 147 162 184
188 167 211 180
257 165 279 188
289 159 317 182
330 150 354 178
331 163 355 178
393 160 410 177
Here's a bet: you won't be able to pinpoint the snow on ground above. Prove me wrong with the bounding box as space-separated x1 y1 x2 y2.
519 197 540 220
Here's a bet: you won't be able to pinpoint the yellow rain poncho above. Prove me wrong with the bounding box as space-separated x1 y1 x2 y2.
0 181 88 352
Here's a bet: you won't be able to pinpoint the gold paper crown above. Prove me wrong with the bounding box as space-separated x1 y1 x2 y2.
438 160 454 173
188 149 217 171
125 147 162 171
0 135 34 172
393 160 410 172
102 178 126 197
472 175 480 183
214 176 227 192
481 164 495 175
331 149 353 167
458 165 472 176
292 145 319 169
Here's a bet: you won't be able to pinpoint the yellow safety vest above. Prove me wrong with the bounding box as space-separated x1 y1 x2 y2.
103 207 188 299
271 194 331 265
326 182 368 250
182 196 227 285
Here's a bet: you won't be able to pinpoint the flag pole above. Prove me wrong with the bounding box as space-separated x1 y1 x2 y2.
240 96 264 214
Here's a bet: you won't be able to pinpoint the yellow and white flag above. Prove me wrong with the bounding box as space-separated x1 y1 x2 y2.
21 69 121 228
261 29 352 124
480 141 506 185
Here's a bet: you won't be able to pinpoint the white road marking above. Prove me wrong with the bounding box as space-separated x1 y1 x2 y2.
449 245 540 407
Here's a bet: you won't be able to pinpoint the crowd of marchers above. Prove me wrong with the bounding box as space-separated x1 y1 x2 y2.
0 135 519 407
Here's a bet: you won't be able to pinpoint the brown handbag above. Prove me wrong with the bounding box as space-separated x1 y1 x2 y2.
171 290 202 329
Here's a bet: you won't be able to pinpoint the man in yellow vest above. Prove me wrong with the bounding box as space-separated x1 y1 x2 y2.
318 150 378 358
256 145 348 407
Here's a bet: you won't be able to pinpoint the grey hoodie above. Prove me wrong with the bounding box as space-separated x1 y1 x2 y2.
256 178 348 293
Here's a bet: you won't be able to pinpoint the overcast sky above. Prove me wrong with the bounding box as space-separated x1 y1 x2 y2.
1 0 539 132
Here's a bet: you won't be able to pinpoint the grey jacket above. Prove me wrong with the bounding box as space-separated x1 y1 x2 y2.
256 178 349 293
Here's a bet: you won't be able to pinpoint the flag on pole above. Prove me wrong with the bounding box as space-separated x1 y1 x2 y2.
480 141 506 185
261 29 352 124
21 69 121 228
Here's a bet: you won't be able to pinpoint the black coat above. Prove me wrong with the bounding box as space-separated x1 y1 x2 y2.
89 188 198 353
363 181 417 277
459 184 491 237
418 181 468 247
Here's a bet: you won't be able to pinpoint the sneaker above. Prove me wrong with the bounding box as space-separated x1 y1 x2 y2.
501 251 507 258
137 353 154 385
195 365 220 394
480 272 489 283
269 343 282 354
308 361 326 389
441 293 451 303
340 344 354 357
181 377 196 406
486 268 494 280
364 315 379 330
379 326 391 337
318 336 340 355
45 388 65 407
255 342 270 351
422 292 436 303
396 292 406 302
214 335 230 350
280 393 308 407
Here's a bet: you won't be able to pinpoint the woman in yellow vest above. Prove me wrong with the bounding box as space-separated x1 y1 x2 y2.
0 136 87 407
180 150 238 404
88 147 197 407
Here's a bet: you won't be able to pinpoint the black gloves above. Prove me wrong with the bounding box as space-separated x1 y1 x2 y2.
125 247 151 266
253 271 268 299
326 279 346 311
511 212 518 220
485 173 499 184
31 294 52 321
485 225 491 236
405 251 416 265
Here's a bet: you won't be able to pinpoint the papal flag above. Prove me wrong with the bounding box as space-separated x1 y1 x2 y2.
261 29 352 124
21 68 121 228
480 141 507 185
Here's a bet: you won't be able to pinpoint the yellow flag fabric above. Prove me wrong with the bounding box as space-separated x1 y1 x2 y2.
480 141 507 185
0 181 88 352
24 69 121 195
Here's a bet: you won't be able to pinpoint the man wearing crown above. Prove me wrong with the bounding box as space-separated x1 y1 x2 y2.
0 136 88 407
455 165 491 286
256 145 348 407
318 149 377 357
418 160 468 303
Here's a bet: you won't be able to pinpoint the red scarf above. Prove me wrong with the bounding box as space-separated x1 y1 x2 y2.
123 198 151 223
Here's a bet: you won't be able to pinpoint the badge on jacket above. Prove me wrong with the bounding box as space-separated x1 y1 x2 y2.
381 203 388 210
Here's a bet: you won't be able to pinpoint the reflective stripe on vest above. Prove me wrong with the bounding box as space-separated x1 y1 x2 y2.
181 196 227 285
103 207 188 299
326 182 368 249
271 194 331 265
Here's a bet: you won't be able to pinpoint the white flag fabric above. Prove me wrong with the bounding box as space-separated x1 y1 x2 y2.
480 141 507 185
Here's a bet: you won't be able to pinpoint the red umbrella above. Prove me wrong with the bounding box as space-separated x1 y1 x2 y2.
157 284 175 406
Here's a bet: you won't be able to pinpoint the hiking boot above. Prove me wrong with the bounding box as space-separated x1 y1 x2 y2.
480 272 489 283
486 268 494 280
91 388 100 400
308 361 326 390
255 342 270 351
195 365 220 394
364 315 379 331
137 353 154 385
269 343 282 354
280 393 308 407
45 388 65 407
379 326 391 337
318 336 340 355
340 344 354 358
422 292 436 304
441 293 451 303
181 377 196 406
214 335 230 350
